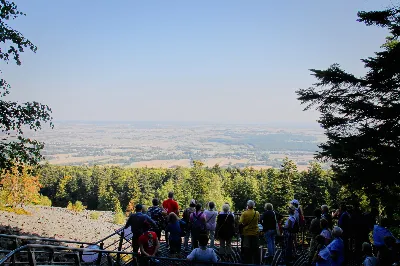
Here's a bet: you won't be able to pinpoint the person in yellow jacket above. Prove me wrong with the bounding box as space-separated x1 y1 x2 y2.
239 200 260 264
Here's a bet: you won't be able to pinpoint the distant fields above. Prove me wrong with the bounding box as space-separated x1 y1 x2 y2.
29 122 325 169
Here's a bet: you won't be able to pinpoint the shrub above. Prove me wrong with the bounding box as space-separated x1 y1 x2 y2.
114 211 125 225
33 195 52 206
0 205 31 215
90 212 100 220
113 199 125 225
67 201 87 212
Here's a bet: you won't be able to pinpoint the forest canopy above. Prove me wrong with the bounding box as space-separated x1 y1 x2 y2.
37 160 374 216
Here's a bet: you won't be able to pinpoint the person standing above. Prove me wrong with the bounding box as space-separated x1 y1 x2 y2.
321 205 333 229
239 200 260 264
190 204 207 249
165 212 183 257
204 202 218 248
124 204 157 253
282 205 297 264
147 198 167 240
338 204 351 262
309 208 323 262
162 192 179 215
182 199 196 251
326 226 345 266
260 203 278 261
216 204 235 256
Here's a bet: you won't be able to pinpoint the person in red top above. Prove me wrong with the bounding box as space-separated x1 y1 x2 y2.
138 231 160 265
162 192 179 215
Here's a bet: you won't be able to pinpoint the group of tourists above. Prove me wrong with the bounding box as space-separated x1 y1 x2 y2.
123 192 399 266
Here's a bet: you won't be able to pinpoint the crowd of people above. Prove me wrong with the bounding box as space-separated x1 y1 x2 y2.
123 191 399 266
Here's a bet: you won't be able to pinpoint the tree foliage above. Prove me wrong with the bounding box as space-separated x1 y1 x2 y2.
36 161 375 216
0 163 41 207
0 0 52 170
296 6 400 213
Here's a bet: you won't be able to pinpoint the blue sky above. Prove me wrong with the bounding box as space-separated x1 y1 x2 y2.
2 0 392 124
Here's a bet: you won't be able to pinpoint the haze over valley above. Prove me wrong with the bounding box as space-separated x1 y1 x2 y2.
32 121 325 170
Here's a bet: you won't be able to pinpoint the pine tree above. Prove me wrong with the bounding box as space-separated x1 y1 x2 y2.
296 7 400 213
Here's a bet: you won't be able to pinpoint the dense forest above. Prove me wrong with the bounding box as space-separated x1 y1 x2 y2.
37 159 372 215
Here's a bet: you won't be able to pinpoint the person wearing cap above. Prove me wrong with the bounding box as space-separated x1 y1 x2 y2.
290 200 300 221
182 199 196 251
124 204 157 253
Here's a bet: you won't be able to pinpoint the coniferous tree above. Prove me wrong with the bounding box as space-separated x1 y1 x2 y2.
296 7 400 212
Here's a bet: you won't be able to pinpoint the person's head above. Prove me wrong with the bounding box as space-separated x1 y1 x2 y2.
189 199 196 208
362 242 373 256
198 234 209 247
320 218 329 229
152 198 159 206
288 205 296 215
135 204 143 212
315 235 325 246
208 202 215 210
340 203 347 212
314 208 322 218
265 203 273 211
321 205 329 213
142 205 147 213
247 200 255 209
168 192 174 199
383 235 396 248
168 212 178 223
290 199 299 208
332 226 343 238
222 204 230 213
196 203 202 212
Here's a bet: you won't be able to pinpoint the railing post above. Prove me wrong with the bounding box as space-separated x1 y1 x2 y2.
27 248 37 266
96 242 104 265
74 251 81 266
79 244 84 262
11 237 18 266
48 248 54 264
116 230 124 266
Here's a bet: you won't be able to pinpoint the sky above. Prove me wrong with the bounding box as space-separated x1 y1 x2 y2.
1 0 393 125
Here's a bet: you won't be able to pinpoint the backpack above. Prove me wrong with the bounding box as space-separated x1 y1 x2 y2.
183 207 194 223
191 212 207 234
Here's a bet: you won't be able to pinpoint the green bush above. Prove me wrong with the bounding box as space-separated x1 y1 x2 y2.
67 201 87 212
90 212 100 220
113 211 125 225
33 195 52 206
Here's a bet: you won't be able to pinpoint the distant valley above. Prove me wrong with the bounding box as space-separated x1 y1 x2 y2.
29 122 326 170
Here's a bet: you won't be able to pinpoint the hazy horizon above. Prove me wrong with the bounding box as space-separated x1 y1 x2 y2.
3 0 393 124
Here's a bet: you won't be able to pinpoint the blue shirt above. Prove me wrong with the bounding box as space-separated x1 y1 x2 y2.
124 212 156 237
373 225 394 247
327 238 344 266
166 221 182 242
